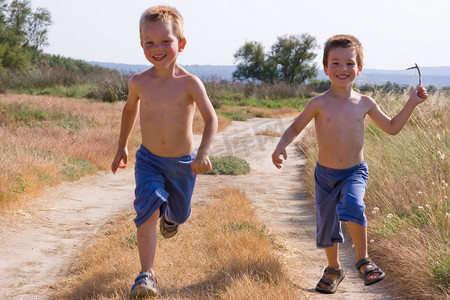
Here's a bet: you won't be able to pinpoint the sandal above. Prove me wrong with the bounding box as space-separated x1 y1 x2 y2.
315 266 345 294
160 214 179 238
355 257 386 286
130 272 158 299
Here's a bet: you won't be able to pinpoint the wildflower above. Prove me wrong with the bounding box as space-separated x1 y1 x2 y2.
437 133 441 141
425 204 430 209
432 181 435 185
371 210 377 215
369 239 375 244
371 207 379 214
418 206 424 210
373 207 380 211
387 213 393 218
417 191 423 196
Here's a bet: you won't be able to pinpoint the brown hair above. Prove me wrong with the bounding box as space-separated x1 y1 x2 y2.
323 34 363 67
139 5 184 41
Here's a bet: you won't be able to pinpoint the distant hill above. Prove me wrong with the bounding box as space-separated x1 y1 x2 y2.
88 62 450 88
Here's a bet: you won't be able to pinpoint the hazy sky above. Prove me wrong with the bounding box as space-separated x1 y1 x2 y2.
30 0 450 70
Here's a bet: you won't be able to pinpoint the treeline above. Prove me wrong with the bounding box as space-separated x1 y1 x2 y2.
0 0 127 102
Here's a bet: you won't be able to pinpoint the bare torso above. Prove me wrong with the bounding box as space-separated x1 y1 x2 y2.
313 91 373 169
133 68 196 158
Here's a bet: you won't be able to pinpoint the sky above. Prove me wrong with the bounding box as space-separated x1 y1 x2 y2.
29 0 450 70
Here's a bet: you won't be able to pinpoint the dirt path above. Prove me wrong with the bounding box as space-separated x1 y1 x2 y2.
0 118 395 299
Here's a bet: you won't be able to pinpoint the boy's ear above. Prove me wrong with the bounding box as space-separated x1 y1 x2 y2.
179 38 187 52
323 65 329 76
357 64 363 76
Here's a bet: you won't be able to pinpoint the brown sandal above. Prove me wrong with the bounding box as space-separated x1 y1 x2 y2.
355 257 386 286
315 266 345 294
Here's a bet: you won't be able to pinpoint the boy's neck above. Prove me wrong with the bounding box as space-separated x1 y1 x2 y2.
327 84 357 99
151 60 181 79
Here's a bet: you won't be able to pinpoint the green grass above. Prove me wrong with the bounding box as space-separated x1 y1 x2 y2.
0 102 95 130
206 155 251 175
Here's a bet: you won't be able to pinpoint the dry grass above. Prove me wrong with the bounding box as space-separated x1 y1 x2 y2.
51 186 304 299
0 94 134 210
0 94 235 214
299 91 449 299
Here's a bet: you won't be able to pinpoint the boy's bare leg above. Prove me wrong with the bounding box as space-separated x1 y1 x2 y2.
137 209 159 278
318 243 341 290
348 221 381 281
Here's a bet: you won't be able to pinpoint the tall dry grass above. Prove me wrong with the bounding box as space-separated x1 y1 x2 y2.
0 94 137 209
0 94 232 211
299 91 449 299
51 186 304 299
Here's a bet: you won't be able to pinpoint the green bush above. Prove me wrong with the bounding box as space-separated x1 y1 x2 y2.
206 155 250 175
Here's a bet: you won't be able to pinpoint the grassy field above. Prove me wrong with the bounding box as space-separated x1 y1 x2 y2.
299 91 449 298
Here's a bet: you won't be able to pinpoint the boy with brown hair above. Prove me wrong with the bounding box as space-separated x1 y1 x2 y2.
111 5 218 299
272 34 428 294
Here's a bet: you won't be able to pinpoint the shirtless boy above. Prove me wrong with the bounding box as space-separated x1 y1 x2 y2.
272 34 428 294
111 5 218 298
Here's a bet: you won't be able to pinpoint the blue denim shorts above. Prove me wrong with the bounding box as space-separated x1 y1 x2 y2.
314 161 369 248
133 145 196 227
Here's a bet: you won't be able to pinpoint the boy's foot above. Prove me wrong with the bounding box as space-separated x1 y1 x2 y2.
160 214 179 238
355 257 386 286
315 266 345 294
130 272 158 299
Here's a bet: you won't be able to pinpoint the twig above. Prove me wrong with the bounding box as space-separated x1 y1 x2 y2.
406 63 422 86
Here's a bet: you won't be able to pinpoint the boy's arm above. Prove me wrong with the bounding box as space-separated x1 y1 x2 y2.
272 99 318 169
189 77 218 175
111 78 140 174
367 86 428 135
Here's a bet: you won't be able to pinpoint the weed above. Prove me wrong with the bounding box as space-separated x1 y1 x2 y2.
206 155 251 175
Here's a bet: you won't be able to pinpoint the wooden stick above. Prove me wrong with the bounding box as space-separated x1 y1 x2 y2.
406 63 422 86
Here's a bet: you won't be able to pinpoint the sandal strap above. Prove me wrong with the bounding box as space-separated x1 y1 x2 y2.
325 266 344 276
318 277 335 288
355 257 373 270
363 266 382 277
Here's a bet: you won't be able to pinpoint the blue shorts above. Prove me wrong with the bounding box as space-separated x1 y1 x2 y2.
314 161 369 248
133 145 196 227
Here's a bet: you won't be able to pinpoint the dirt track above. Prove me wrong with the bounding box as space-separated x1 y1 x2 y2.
0 118 396 299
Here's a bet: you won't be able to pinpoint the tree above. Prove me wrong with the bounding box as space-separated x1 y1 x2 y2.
269 33 318 84
0 0 52 69
233 33 318 84
232 41 276 82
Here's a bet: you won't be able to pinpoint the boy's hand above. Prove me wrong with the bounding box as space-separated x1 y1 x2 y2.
411 86 428 104
191 155 212 175
111 148 128 174
272 147 287 169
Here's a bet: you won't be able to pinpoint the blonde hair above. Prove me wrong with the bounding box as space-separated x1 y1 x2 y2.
323 34 363 67
139 5 184 41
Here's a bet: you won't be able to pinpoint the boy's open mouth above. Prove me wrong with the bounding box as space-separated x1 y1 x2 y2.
153 54 166 61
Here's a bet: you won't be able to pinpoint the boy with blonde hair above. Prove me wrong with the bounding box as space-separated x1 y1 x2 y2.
111 5 218 298
272 34 427 294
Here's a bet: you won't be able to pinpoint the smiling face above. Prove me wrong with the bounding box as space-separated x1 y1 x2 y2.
324 47 362 87
140 20 186 68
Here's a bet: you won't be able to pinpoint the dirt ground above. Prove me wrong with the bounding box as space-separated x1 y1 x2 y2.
0 118 397 299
